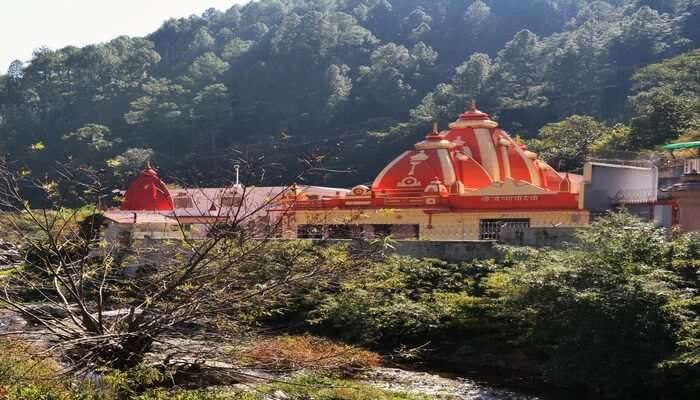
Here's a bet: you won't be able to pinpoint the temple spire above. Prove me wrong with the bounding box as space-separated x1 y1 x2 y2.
470 99 477 112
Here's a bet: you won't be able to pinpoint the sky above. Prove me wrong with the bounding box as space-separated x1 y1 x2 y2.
1 0 249 69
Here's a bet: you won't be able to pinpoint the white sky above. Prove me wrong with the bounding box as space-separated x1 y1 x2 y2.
1 0 249 69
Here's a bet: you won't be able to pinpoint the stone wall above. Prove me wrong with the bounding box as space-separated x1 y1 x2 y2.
499 227 579 248
392 240 503 262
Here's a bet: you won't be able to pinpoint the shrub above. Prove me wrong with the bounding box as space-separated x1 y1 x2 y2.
487 212 694 397
307 256 501 346
0 338 101 399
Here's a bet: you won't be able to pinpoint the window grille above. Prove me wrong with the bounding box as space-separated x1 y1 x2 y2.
174 195 194 209
220 196 242 207
685 158 700 175
479 219 530 241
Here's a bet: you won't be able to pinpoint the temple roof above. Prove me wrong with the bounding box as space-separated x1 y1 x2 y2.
120 166 174 211
372 103 576 197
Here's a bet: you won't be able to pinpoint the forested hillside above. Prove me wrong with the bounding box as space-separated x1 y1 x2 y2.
1 0 699 189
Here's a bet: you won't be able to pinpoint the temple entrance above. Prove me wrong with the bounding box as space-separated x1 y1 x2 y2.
479 219 530 241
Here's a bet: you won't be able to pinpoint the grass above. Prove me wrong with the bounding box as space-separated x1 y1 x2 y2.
0 336 417 400
253 372 433 400
232 334 382 375
0 337 91 400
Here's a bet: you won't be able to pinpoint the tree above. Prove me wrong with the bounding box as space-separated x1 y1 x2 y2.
489 30 546 109
62 123 119 153
627 49 700 147
356 41 438 117
107 148 155 176
529 115 608 171
188 53 229 84
189 27 215 56
192 83 233 152
7 59 23 80
629 90 699 148
488 212 685 397
221 37 254 61
324 64 352 117
453 53 492 103
0 157 360 373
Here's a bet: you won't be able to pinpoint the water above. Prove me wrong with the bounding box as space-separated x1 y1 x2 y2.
360 363 585 400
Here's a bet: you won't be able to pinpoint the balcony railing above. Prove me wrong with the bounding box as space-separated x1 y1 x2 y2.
685 158 700 175
614 188 657 204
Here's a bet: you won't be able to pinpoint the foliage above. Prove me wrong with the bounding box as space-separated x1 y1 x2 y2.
628 49 700 148
299 212 700 398
528 115 610 171
0 162 360 375
487 213 679 396
0 338 411 400
1 1 699 189
0 338 107 399
308 256 500 345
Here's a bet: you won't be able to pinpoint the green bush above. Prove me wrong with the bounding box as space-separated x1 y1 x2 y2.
0 338 103 400
302 212 700 398
307 255 502 345
488 212 699 397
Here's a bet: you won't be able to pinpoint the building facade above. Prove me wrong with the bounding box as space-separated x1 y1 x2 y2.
111 105 700 243
282 103 589 240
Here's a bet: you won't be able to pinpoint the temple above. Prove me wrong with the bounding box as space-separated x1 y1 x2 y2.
282 102 588 240
107 104 699 243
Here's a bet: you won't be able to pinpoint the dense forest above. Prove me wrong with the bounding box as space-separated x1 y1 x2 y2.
1 0 699 189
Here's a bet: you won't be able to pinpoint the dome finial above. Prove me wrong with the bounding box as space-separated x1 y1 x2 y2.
470 99 477 112
146 159 152 170
432 121 439 135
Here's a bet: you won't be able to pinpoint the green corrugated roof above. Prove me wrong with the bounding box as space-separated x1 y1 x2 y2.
663 141 700 150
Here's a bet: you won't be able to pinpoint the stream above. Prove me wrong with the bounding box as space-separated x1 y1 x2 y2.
360 367 540 399
0 310 577 399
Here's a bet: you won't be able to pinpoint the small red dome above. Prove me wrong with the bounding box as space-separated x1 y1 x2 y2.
121 166 174 211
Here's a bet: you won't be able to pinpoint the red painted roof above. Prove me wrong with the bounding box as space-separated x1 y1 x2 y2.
373 103 571 196
291 103 583 212
120 167 174 211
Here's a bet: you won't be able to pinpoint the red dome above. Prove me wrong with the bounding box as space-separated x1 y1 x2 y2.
372 103 570 195
121 166 174 211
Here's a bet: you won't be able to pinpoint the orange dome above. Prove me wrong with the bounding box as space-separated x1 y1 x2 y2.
373 102 567 195
121 166 174 211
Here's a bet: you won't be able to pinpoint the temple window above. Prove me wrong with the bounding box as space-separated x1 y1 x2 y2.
220 196 242 207
298 225 324 239
479 219 530 241
174 194 194 209
372 224 419 240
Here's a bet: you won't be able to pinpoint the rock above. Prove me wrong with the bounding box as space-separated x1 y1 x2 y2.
0 239 22 270
360 367 539 400
0 309 27 333
272 390 289 399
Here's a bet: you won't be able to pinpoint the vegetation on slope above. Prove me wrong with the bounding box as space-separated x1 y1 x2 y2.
0 0 699 192
290 212 700 399
1 211 699 399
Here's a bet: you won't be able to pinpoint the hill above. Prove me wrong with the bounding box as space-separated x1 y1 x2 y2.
0 0 699 190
